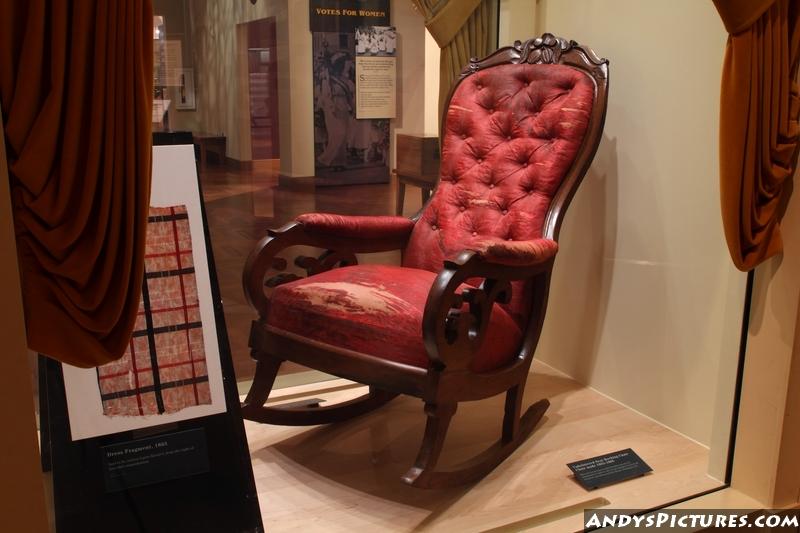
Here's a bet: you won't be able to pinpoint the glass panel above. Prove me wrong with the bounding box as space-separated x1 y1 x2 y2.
143 0 747 526
150 0 450 388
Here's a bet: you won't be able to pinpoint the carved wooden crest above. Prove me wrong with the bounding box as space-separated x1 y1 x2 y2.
462 33 608 80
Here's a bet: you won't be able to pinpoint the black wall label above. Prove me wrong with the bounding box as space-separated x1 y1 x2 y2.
567 448 652 490
101 428 210 492
309 0 390 33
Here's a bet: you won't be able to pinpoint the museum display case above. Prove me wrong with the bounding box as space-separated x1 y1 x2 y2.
2 1 800 532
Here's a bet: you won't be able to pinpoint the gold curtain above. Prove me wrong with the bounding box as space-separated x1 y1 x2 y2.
0 0 154 367
412 0 494 123
713 0 800 271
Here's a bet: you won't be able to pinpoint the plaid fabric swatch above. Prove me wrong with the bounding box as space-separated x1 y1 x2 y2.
96 206 212 417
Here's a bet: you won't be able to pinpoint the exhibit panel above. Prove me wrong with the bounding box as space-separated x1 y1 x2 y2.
38 144 262 532
62 147 229 441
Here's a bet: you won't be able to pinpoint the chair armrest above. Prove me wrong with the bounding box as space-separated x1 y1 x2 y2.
296 213 416 242
243 216 413 317
469 237 558 267
421 249 555 371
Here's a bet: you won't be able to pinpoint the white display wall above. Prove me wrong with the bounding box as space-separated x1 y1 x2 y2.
527 0 746 480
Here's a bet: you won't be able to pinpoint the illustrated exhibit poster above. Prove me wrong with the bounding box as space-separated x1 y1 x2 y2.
62 145 227 440
310 0 391 183
355 26 396 119
312 31 390 182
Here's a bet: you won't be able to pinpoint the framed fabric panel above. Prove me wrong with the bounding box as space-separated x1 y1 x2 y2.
62 146 227 440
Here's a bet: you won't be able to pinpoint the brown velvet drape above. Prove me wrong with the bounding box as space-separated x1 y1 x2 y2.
713 0 800 271
0 1 154 367
411 0 494 124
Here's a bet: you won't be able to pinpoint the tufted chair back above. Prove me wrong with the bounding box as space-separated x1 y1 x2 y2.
403 41 606 326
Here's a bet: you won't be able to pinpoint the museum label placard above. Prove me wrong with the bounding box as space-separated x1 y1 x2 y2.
567 448 653 490
355 26 396 119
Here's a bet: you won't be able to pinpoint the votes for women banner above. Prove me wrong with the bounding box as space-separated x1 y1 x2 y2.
311 3 391 184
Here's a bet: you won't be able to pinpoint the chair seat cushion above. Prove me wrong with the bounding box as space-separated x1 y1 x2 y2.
266 264 522 372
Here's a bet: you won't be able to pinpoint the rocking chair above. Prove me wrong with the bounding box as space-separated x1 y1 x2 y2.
241 34 609 488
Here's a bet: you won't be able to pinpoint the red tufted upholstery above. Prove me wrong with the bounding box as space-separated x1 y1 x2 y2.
269 63 595 370
267 264 522 372
403 63 595 324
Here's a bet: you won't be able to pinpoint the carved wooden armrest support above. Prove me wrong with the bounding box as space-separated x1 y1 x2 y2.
243 219 410 318
242 223 337 317
422 250 554 371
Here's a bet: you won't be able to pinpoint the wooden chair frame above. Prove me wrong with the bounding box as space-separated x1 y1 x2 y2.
241 34 609 488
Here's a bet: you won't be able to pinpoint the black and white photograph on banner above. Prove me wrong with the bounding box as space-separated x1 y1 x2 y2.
355 25 396 56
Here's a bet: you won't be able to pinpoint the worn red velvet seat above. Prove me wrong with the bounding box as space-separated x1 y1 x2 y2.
267 264 523 371
242 34 609 488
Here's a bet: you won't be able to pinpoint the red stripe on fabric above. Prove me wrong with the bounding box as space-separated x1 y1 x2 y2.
98 358 200 380
170 206 200 404
128 338 144 415
144 249 193 259
137 302 200 316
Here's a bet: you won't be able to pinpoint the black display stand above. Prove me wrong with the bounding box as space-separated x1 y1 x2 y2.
39 133 263 532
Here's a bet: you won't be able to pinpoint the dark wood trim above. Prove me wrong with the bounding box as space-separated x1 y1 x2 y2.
242 34 609 488
254 325 429 397
725 269 755 483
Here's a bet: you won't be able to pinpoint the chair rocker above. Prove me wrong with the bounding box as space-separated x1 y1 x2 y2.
241 34 609 488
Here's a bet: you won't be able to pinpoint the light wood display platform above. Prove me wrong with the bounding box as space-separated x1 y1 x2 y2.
245 361 722 532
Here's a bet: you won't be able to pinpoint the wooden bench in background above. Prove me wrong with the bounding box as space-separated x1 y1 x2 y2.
395 134 439 215
193 132 227 170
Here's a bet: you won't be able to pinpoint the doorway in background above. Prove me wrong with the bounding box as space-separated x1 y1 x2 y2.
246 18 279 160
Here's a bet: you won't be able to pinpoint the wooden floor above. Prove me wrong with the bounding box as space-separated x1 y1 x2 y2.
200 160 423 381
245 360 722 532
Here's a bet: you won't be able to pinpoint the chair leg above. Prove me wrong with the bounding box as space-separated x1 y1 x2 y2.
401 402 457 488
242 351 282 409
241 353 398 425
402 390 550 489
502 381 525 443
